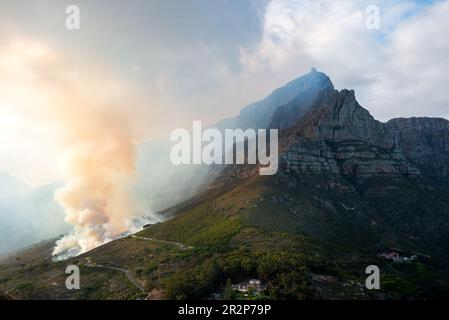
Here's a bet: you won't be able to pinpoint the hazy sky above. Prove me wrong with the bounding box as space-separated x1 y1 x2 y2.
0 0 448 186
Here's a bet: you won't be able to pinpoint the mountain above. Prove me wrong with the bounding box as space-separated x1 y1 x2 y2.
2 69 449 300
210 71 449 255
0 174 68 256
387 117 449 183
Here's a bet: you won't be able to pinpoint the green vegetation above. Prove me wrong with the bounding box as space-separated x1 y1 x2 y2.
2 172 449 300
161 249 313 300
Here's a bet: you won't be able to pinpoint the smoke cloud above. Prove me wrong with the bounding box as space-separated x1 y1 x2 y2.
52 108 137 257
0 38 150 258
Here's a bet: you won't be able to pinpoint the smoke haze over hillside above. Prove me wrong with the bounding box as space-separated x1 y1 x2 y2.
0 39 156 257
1 0 449 256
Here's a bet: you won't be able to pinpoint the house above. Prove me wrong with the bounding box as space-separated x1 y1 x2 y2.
248 279 261 288
381 252 400 262
232 284 248 292
380 252 418 263
231 279 263 293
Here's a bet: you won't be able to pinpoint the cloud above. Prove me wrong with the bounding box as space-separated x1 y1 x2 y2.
238 0 449 121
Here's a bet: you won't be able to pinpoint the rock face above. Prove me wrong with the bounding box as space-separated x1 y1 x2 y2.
387 117 449 183
280 88 420 180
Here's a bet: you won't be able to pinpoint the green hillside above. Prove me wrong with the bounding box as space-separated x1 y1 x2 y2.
2 172 449 300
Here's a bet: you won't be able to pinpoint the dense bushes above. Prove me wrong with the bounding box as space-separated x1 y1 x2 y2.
162 249 312 299
162 259 222 299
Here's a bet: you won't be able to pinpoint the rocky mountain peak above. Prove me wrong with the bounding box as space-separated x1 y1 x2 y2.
267 69 335 130
212 70 449 187
278 86 420 181
215 69 334 131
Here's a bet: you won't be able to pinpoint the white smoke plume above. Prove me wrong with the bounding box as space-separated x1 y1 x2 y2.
0 39 152 259
48 59 146 258
52 119 137 258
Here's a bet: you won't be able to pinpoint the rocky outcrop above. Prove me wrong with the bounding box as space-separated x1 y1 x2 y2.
386 117 449 183
279 88 420 180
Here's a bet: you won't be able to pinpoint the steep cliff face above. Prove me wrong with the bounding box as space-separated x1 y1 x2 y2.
280 89 420 180
386 117 449 183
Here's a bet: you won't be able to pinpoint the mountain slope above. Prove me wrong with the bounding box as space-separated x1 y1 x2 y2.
0 174 68 256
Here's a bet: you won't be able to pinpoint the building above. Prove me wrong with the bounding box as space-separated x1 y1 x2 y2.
380 251 418 263
248 279 261 287
231 279 263 293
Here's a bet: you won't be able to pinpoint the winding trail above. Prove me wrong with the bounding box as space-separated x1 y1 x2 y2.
85 257 146 293
130 235 193 250
82 235 192 295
